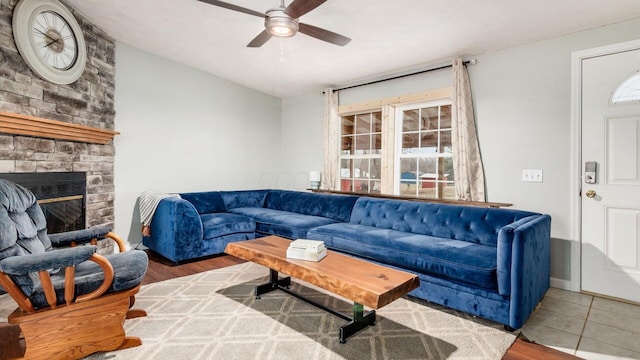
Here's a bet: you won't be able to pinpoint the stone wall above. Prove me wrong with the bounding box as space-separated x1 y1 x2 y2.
0 0 117 231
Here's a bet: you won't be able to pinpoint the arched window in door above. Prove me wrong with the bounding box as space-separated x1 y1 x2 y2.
611 72 640 103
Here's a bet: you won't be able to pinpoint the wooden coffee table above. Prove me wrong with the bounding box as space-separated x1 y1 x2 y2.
225 235 420 343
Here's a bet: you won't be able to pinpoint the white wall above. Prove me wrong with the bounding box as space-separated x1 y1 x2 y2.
114 43 282 245
279 18 640 284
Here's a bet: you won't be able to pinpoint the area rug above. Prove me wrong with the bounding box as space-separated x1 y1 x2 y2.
0 262 516 359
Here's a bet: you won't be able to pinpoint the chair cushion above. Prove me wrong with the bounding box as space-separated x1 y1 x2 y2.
227 207 338 239
201 213 255 240
29 250 148 309
307 223 498 290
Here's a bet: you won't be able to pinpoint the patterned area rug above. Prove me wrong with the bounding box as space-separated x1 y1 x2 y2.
0 262 516 359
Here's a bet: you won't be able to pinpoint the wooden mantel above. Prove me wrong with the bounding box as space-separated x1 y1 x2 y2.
0 111 119 145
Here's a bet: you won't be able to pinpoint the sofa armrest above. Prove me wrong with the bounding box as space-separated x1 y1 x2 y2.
496 214 551 329
143 197 204 262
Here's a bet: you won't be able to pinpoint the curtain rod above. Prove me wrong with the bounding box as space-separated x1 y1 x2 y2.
332 59 474 93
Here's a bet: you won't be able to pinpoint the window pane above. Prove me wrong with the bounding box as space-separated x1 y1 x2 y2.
400 158 418 182
443 157 454 181
418 157 436 176
340 179 351 192
421 107 439 131
341 136 353 155
442 181 456 200
354 158 369 178
372 111 382 132
402 133 420 154
355 134 371 154
402 109 419 131
372 134 382 154
355 114 371 134
440 105 452 129
611 73 640 103
440 130 452 153
420 132 437 153
340 159 352 178
371 158 381 179
341 115 354 135
370 180 381 194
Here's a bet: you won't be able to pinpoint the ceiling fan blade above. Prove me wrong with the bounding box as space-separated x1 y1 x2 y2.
197 0 265 18
298 23 351 46
285 0 326 18
247 30 272 47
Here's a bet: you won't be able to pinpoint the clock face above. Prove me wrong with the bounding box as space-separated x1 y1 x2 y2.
12 0 87 85
31 11 78 70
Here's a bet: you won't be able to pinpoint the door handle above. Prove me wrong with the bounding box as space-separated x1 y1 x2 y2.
585 189 596 198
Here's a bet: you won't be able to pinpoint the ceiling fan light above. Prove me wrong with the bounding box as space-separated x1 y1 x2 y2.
265 10 298 37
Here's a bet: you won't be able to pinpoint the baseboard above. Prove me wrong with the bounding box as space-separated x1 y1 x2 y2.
550 277 572 290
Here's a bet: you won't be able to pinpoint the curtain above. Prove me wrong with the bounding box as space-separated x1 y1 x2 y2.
451 58 486 201
323 88 340 190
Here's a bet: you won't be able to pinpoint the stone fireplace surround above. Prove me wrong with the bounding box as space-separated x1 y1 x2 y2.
0 0 118 241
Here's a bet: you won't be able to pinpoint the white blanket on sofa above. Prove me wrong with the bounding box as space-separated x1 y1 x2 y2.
139 191 180 235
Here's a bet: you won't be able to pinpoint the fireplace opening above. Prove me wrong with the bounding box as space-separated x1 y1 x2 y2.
0 172 86 234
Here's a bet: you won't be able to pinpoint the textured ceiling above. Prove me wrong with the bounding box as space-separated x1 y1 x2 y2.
64 0 640 98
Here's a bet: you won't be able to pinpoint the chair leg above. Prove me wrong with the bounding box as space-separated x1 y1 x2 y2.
118 336 143 350
126 309 147 319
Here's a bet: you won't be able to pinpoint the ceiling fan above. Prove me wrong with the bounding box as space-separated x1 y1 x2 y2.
198 0 351 47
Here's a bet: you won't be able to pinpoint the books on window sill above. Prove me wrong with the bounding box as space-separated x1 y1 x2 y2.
286 239 327 262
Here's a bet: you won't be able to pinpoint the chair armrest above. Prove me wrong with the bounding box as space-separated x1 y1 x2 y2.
49 226 111 246
0 246 96 276
49 226 126 252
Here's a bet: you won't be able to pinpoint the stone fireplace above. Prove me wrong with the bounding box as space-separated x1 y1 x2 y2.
0 0 118 251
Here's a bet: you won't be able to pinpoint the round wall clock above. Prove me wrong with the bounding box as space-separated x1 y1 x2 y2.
12 0 87 85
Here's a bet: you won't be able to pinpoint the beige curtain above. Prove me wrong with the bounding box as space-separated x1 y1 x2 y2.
451 59 486 201
323 88 340 190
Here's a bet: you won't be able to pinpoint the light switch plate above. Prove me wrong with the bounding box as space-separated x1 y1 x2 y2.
522 169 543 182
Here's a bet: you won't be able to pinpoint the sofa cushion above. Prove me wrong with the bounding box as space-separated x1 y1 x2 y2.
220 190 269 210
264 190 358 223
307 223 498 290
227 207 338 239
180 191 226 214
200 213 255 240
349 197 537 247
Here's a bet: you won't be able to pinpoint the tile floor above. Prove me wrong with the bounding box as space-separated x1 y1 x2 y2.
521 288 640 359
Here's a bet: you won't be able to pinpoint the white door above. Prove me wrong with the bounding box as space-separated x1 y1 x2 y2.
581 48 640 303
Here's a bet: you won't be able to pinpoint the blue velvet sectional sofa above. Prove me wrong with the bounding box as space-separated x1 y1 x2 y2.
143 189 551 330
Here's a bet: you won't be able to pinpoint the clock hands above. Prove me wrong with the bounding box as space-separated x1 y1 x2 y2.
34 28 61 48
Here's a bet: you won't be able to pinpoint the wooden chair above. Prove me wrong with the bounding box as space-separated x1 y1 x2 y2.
0 179 148 359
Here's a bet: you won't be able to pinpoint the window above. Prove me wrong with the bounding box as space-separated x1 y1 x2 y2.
337 88 455 199
611 72 640 103
339 111 382 193
397 102 455 199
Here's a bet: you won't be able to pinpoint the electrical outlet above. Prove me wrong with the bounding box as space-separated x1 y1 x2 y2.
522 169 543 182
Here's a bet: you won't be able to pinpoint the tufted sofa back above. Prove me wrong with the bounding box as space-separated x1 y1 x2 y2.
0 179 53 294
264 190 359 223
349 197 539 247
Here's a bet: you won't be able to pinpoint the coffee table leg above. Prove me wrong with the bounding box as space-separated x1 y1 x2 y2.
339 303 376 343
255 269 291 299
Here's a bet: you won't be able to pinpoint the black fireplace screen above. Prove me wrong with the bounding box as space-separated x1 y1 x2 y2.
0 172 86 234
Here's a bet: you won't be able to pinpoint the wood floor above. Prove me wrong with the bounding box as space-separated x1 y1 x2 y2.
143 250 582 360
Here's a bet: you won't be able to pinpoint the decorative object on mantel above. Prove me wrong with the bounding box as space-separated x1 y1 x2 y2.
12 0 87 85
0 110 119 144
308 170 321 189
